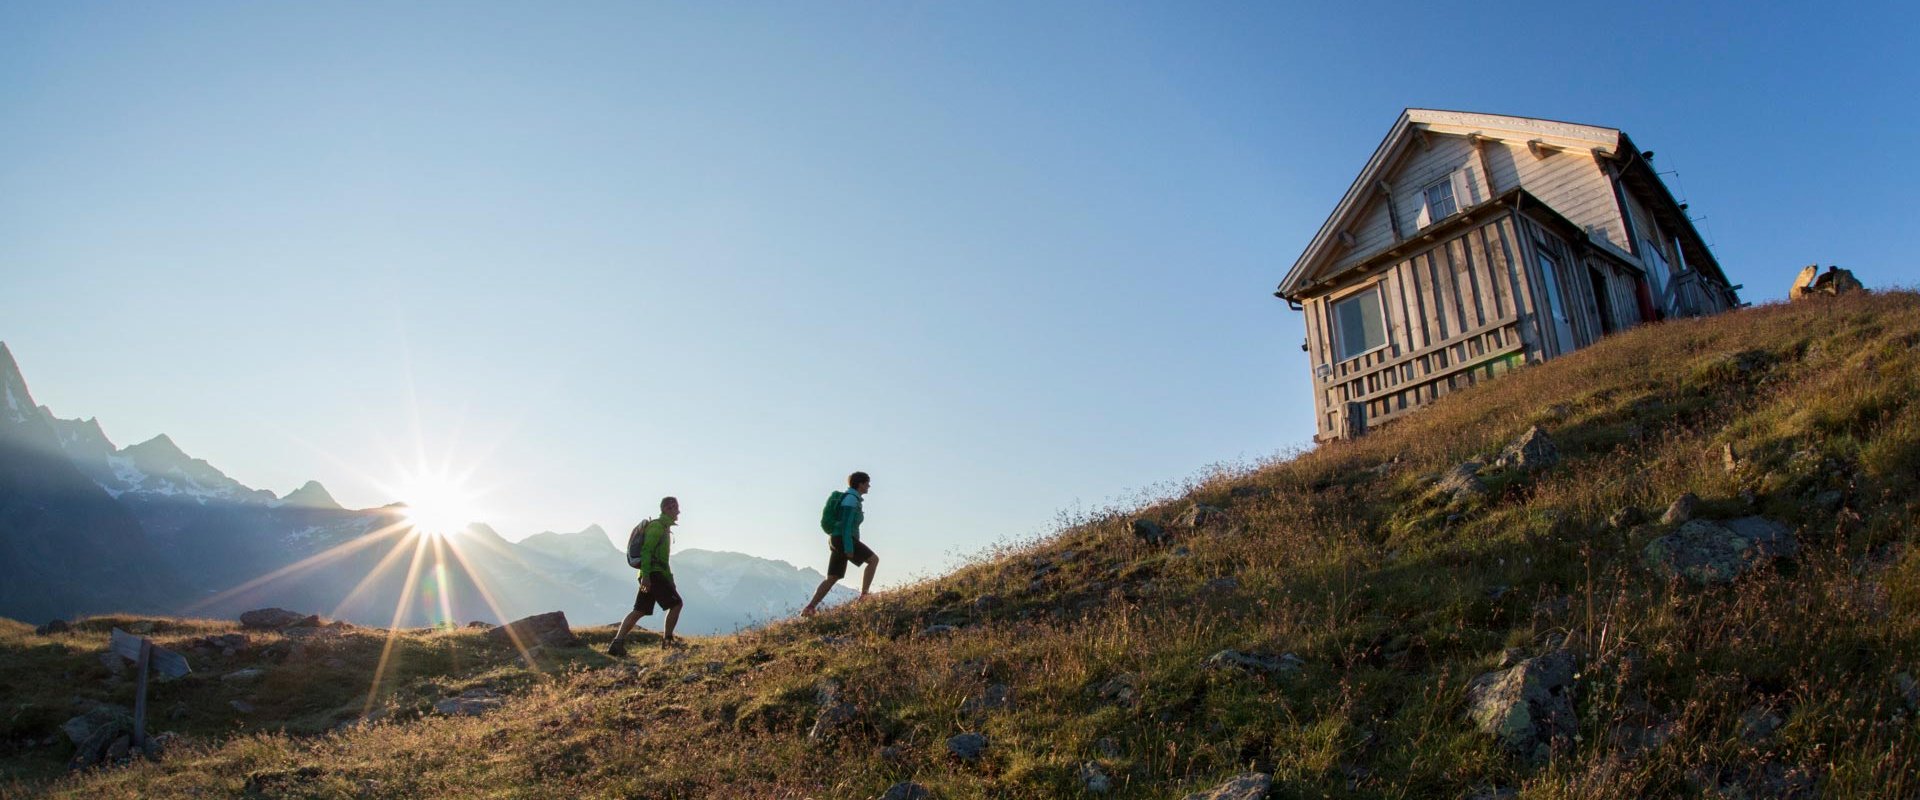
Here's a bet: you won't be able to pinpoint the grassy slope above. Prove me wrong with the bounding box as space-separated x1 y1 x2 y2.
11 292 1920 799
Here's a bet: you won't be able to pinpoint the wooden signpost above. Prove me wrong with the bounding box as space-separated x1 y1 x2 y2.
109 628 191 749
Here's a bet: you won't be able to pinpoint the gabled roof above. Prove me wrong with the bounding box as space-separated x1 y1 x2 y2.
1276 109 1624 300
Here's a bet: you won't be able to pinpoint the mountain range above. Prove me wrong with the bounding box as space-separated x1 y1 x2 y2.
0 342 849 634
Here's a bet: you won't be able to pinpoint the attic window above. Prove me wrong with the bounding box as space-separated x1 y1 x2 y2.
1331 285 1389 362
1421 178 1457 224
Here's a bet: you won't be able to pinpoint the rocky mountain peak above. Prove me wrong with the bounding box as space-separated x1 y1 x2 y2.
1 341 43 426
283 480 343 509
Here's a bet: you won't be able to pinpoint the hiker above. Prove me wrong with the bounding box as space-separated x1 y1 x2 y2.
609 496 684 655
801 471 878 617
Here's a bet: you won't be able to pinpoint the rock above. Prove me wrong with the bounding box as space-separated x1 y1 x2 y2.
486 611 577 648
1131 518 1168 545
1096 737 1121 758
239 608 308 629
1897 672 1920 713
1079 761 1113 794
35 619 72 635
959 684 1013 717
879 782 931 800
1465 650 1577 763
1496 648 1527 670
229 699 257 714
1607 506 1645 529
1204 649 1303 677
288 615 323 629
464 621 493 629
1740 705 1784 743
1644 516 1799 585
946 732 987 761
1494 426 1559 472
1435 461 1487 501
62 706 132 745
1813 489 1845 511
807 702 857 741
1181 772 1273 800
1661 493 1699 525
1095 673 1139 707
433 691 503 717
916 624 958 639
1791 264 1863 300
104 734 131 762
221 668 265 684
67 715 133 770
1722 442 1741 473
1174 503 1227 529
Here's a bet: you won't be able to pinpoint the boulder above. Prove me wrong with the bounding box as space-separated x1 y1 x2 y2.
879 783 931 800
1174 503 1227 529
1131 518 1168 545
486 611 577 648
62 706 132 746
1079 761 1113 794
1435 461 1487 502
807 702 857 741
946 732 988 761
1204 649 1303 678
1094 673 1139 708
36 619 71 635
1644 517 1798 585
1181 772 1273 800
68 721 132 770
1493 426 1559 472
239 608 307 630
1465 650 1576 763
1660 493 1699 525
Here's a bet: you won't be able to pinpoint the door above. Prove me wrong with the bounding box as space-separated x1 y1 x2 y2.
1588 266 1617 335
1536 251 1576 355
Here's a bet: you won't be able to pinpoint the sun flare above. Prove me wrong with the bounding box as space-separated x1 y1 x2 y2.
395 471 482 537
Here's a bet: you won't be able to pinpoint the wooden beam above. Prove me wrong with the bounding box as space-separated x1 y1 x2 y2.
110 628 191 679
1527 139 1563 159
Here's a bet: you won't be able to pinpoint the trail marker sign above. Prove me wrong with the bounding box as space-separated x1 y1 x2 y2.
109 627 192 749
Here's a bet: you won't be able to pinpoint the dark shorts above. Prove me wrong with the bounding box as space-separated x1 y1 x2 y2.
633 573 683 615
827 541 877 580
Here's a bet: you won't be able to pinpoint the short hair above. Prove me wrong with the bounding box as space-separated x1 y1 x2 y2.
660 496 678 511
847 471 870 488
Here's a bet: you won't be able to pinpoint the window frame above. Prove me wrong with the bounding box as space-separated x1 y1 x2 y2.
1419 176 1458 227
1328 282 1392 363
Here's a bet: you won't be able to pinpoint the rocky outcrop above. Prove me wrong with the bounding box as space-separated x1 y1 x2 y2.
1465 650 1577 763
946 732 988 761
1182 773 1273 800
1204 649 1303 678
1436 461 1487 502
1644 517 1798 585
1132 518 1168 545
434 689 504 717
1493 426 1559 472
1660 493 1699 525
485 611 578 648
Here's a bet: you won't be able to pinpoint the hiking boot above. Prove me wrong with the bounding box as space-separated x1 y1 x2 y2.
607 640 628 657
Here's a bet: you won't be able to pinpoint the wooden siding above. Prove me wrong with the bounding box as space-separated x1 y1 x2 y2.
1307 212 1541 440
1328 134 1489 276
1487 141 1629 248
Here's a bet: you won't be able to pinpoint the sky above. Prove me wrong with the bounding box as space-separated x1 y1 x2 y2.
2 1 1915 585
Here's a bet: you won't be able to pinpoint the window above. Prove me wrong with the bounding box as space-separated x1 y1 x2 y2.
1331 285 1389 361
1421 177 1457 224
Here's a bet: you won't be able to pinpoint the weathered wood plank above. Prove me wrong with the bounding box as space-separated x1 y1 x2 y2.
110 628 190 680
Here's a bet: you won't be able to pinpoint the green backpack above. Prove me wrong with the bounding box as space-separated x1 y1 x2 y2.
818 490 847 535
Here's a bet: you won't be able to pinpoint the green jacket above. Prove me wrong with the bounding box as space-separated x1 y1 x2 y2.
832 489 864 555
635 514 677 580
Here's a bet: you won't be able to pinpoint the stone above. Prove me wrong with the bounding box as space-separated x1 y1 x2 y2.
486 611 577 648
1660 493 1699 525
1722 442 1740 473
1435 461 1487 501
946 732 988 761
1813 489 1845 511
1096 737 1121 758
1607 507 1645 529
1465 650 1577 763
1644 516 1799 585
537 627 580 648
807 702 857 741
1740 705 1784 743
1174 503 1227 529
1095 673 1139 707
62 706 132 746
959 684 1013 717
239 608 308 630
67 715 133 770
1203 649 1303 678
35 619 72 635
1897 672 1919 713
1494 426 1559 472
433 691 503 717
1079 761 1113 794
104 734 131 762
221 668 265 683
1180 772 1273 800
1131 518 1168 545
879 782 930 800
465 621 493 629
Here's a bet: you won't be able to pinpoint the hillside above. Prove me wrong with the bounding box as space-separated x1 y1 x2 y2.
9 291 1920 798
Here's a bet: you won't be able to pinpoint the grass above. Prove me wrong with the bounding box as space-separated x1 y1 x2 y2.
5 291 1920 798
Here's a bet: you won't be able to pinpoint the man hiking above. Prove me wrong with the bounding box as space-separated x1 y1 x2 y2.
609 496 684 655
801 471 878 617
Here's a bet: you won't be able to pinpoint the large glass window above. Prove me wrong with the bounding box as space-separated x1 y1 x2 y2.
1332 286 1388 361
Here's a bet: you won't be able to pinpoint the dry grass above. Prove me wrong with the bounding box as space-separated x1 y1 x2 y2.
7 291 1920 799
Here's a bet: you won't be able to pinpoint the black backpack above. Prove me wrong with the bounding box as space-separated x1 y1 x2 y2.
626 518 654 569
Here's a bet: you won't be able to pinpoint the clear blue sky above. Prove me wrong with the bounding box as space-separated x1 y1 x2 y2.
3 1 1914 584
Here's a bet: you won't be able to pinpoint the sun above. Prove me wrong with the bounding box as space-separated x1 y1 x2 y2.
395 471 482 537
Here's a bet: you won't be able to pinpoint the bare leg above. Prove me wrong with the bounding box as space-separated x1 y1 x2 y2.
662 605 682 640
802 576 839 615
614 608 644 642
860 555 880 597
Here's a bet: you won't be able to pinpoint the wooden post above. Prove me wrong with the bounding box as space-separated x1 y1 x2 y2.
132 639 151 750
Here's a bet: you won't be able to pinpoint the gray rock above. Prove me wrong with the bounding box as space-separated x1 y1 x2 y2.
486 611 577 648
1813 489 1845 511
1465 650 1577 763
1204 649 1303 677
1436 460 1487 500
1661 493 1699 525
1132 518 1168 545
1096 736 1121 758
62 706 132 745
1740 705 1784 743
1644 516 1798 585
35 619 71 635
1175 503 1227 529
959 684 1013 717
433 693 503 716
1181 772 1273 800
1095 673 1139 707
239 608 307 630
221 668 265 683
67 715 132 770
879 782 930 800
946 732 987 761
807 702 857 741
1494 426 1559 472
1897 672 1919 713
1079 761 1113 794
